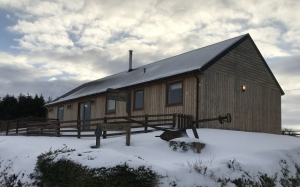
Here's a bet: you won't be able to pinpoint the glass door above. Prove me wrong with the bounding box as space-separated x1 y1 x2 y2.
79 101 91 130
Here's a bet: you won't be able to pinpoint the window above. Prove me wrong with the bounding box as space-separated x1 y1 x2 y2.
106 99 116 113
167 82 183 105
134 90 144 110
57 106 64 121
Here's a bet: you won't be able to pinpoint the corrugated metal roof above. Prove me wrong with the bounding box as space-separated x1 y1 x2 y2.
48 34 247 105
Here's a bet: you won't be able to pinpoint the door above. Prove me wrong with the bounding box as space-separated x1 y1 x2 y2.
79 101 91 130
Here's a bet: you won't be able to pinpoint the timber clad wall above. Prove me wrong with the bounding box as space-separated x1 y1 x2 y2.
47 74 197 125
200 38 281 134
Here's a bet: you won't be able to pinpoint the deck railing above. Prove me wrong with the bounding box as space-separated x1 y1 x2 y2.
0 114 193 138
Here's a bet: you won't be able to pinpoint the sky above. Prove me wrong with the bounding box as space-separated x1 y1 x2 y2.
0 0 299 128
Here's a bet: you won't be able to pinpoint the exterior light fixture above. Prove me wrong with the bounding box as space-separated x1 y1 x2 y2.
91 100 95 104
242 85 246 91
67 104 72 109
49 109 53 112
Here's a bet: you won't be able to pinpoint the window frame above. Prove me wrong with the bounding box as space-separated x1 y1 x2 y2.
133 89 144 111
166 81 183 106
57 106 64 121
78 101 92 130
105 97 116 114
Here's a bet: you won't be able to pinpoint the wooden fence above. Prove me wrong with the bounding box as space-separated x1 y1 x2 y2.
0 117 58 135
281 129 300 137
0 114 192 138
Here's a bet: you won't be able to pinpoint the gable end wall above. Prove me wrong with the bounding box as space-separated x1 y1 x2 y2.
200 38 281 134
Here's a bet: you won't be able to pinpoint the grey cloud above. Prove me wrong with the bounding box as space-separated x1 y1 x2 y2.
0 78 85 100
281 93 300 128
269 56 300 77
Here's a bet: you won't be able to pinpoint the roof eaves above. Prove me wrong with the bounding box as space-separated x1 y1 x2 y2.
44 69 201 107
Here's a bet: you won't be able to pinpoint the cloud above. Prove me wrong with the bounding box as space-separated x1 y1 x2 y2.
48 77 57 81
268 56 300 91
0 0 298 57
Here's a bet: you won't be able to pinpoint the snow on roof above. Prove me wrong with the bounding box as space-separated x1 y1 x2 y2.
48 34 247 105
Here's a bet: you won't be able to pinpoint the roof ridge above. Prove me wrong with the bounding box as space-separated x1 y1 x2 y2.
133 33 248 70
89 34 248 82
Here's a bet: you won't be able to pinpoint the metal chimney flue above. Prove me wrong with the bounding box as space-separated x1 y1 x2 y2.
128 50 133 72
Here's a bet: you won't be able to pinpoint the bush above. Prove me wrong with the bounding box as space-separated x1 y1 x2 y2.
33 146 160 187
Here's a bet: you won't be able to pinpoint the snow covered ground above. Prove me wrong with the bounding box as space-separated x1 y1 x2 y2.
1 129 300 186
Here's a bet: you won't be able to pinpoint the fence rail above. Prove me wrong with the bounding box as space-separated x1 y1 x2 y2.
0 114 192 138
281 129 300 137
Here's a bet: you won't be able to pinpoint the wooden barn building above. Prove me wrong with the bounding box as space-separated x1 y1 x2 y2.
46 34 284 134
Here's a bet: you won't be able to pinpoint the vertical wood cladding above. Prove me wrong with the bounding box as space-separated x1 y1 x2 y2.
47 74 197 125
201 38 282 134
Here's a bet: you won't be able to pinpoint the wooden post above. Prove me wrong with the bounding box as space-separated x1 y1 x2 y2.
103 117 107 139
126 91 131 146
16 118 19 134
57 121 60 137
144 114 148 133
6 120 9 135
185 115 188 129
77 116 81 139
25 117 29 135
189 115 199 139
96 135 100 147
172 113 177 129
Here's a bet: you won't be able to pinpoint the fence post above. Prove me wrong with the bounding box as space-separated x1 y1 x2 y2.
144 114 148 133
6 120 9 135
172 113 177 129
16 118 19 134
57 120 60 137
185 115 189 129
181 114 184 129
177 114 181 129
103 117 107 139
77 116 81 139
26 117 29 135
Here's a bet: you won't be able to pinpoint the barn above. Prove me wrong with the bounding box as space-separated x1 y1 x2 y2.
46 33 284 134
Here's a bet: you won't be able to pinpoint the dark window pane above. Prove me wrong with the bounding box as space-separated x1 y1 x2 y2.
79 102 91 130
107 99 115 113
84 102 91 125
168 83 182 104
58 107 64 121
134 90 143 109
80 103 84 121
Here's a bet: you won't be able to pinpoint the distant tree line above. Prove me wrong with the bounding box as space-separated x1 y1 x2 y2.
0 94 47 120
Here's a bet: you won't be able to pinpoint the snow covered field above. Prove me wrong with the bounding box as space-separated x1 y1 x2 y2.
1 129 300 186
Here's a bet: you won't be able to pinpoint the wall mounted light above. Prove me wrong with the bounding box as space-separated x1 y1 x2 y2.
49 108 53 112
242 85 246 91
67 104 72 109
91 100 95 104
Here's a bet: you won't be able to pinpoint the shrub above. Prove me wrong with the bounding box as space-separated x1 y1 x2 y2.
33 146 160 187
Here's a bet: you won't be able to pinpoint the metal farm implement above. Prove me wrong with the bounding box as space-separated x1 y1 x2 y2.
90 88 232 148
127 113 232 141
